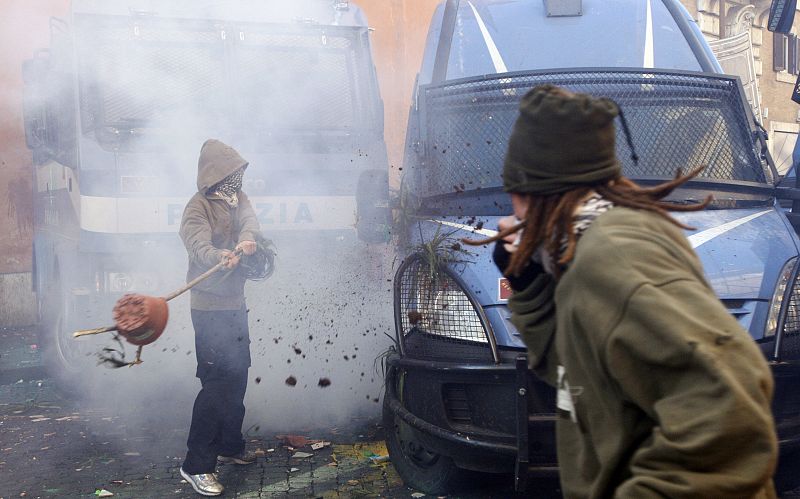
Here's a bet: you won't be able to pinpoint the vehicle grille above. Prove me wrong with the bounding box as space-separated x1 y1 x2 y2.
443 384 472 425
414 69 769 200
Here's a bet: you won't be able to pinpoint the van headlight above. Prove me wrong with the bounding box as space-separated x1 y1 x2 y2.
766 257 799 337
396 256 489 344
105 271 160 294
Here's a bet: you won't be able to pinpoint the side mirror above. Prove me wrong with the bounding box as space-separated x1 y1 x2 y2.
356 169 391 244
768 0 797 33
22 56 50 156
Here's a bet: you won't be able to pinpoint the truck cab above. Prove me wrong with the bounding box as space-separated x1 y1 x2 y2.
23 0 390 382
385 0 800 494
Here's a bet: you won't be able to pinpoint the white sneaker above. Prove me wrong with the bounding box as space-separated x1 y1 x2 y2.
180 467 224 496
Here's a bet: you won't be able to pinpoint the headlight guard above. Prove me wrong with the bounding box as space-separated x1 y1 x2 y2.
393 254 499 363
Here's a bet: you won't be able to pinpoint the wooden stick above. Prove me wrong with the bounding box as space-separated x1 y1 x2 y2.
72 249 242 339
73 325 118 338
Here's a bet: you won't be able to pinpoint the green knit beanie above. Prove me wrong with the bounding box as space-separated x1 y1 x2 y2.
502 84 622 195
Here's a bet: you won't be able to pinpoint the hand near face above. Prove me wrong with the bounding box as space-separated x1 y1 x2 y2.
498 215 523 253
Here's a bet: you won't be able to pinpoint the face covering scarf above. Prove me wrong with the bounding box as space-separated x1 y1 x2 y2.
536 192 614 275
211 169 244 207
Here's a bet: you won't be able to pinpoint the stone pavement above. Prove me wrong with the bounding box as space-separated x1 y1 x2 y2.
0 327 516 499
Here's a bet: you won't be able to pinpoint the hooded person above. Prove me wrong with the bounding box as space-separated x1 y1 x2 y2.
468 85 778 498
178 139 261 496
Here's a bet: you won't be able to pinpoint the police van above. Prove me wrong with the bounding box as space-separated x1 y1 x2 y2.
385 0 800 493
23 0 390 381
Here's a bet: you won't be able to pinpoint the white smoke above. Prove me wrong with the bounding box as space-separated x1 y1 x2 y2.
15 0 396 438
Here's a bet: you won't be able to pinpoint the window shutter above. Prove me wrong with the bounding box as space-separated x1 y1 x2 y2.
790 34 798 74
776 33 788 71
793 35 800 74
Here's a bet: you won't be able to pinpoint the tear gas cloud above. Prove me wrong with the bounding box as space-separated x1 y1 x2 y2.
8 0 396 440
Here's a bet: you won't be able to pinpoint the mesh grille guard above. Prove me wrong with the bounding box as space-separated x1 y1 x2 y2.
413 69 773 199
74 15 378 136
393 254 500 363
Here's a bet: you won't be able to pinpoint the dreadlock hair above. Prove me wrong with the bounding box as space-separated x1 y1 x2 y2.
463 167 711 279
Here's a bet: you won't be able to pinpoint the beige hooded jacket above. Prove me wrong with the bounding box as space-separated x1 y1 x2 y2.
179 139 260 311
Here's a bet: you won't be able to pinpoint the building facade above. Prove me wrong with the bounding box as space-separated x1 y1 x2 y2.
680 0 800 174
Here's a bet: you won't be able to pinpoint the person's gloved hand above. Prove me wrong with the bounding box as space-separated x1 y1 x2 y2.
236 240 257 256
220 249 241 269
492 215 543 291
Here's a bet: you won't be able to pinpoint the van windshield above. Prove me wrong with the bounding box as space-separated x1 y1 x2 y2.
421 0 702 82
410 70 771 209
74 15 381 145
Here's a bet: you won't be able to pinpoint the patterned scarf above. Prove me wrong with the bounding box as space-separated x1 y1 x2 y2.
537 192 614 275
210 170 244 207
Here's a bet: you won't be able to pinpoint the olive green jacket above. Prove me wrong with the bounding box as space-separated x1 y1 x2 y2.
179 140 260 311
508 207 777 499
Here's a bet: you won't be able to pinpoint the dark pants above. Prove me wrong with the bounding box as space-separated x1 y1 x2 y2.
182 307 251 474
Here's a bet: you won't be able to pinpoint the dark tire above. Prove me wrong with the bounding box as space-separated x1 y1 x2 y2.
383 386 467 494
39 276 94 392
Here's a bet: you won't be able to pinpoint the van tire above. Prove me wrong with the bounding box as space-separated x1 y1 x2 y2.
39 275 91 393
382 388 466 494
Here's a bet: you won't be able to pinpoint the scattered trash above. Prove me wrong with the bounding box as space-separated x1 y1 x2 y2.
277 435 310 447
310 441 331 450
94 489 114 498
411 493 425 498
267 448 275 453
123 452 140 456
291 451 313 459
289 467 300 472
110 480 124 485
368 454 390 464
347 480 359 486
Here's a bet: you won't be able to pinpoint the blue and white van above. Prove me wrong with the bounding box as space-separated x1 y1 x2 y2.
383 0 800 494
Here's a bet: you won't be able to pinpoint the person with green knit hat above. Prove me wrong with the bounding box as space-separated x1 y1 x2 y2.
468 84 778 498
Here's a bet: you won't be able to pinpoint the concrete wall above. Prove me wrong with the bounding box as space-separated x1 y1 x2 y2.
0 273 37 327
0 1 71 326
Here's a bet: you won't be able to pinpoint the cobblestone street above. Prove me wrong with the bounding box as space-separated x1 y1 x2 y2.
0 328 515 499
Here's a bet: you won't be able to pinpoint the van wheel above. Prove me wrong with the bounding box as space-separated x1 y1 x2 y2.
39 277 92 391
383 390 466 494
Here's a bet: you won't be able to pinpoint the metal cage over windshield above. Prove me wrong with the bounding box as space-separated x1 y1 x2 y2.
412 69 773 199
74 14 381 140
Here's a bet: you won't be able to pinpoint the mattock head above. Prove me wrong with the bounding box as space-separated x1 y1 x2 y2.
112 294 169 346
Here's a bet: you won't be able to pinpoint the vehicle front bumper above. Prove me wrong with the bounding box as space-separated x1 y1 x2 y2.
384 353 558 489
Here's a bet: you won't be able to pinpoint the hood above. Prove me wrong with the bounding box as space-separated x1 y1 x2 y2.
196 139 249 193
420 207 798 305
